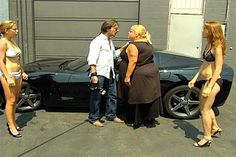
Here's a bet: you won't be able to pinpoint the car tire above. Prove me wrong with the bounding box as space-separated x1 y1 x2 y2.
163 85 200 119
16 82 42 112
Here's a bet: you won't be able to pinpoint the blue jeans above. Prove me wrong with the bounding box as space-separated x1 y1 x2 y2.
88 75 117 123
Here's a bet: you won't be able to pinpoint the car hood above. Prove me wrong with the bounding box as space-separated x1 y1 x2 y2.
23 58 73 72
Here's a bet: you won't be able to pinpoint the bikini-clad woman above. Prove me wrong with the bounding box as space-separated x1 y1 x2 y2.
0 20 28 138
188 21 226 147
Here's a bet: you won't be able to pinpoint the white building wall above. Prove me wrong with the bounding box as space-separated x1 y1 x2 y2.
171 0 204 14
0 0 9 22
168 0 205 58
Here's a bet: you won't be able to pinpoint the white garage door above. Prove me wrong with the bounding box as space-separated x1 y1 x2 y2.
167 0 204 58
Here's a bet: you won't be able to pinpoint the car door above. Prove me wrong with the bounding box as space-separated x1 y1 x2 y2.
153 52 171 80
65 64 91 107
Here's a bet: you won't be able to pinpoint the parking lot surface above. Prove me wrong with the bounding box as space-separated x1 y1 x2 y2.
1 79 236 157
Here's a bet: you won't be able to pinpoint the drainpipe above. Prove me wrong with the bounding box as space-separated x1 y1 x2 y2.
224 0 230 39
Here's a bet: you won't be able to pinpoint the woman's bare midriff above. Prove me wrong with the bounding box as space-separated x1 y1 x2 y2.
199 61 215 80
5 57 21 72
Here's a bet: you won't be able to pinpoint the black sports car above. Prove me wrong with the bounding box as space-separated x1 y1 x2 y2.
0 50 234 119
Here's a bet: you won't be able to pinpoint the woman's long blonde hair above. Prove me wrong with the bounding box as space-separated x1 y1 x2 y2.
205 21 226 56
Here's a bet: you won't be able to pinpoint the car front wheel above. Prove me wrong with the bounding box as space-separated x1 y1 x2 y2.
16 82 42 112
163 85 200 119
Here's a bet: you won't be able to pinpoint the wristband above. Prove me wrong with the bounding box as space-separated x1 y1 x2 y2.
88 72 97 78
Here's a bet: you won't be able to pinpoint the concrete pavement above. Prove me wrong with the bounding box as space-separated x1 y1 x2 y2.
1 79 236 157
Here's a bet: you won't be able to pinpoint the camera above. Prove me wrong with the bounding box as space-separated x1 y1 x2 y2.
99 88 106 95
88 83 106 95
88 72 106 95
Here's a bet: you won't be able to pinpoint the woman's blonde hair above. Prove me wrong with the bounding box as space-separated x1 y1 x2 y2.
132 24 152 44
204 21 226 56
0 20 16 35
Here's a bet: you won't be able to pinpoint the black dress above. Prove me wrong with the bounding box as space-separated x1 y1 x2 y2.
117 41 163 125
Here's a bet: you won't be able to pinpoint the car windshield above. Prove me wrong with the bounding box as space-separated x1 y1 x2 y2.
66 57 87 71
153 51 202 68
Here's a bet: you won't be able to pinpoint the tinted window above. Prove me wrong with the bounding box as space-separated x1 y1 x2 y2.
66 57 87 71
153 51 202 68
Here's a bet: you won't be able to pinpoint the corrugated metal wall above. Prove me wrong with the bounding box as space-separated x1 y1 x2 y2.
9 0 170 64
8 0 236 75
34 0 139 59
9 0 140 62
139 0 169 50
204 0 236 72
225 0 236 71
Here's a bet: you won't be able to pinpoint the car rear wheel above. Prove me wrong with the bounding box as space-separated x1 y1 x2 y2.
163 85 200 119
16 82 42 112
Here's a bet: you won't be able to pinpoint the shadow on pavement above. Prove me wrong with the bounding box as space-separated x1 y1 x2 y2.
173 119 201 141
16 119 88 157
0 110 3 115
45 107 89 113
213 107 220 116
16 111 37 128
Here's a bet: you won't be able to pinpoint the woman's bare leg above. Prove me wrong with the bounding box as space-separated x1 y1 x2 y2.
0 77 18 133
198 83 220 144
210 109 221 133
13 78 22 127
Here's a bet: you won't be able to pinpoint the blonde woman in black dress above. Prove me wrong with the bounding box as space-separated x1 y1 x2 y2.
118 25 163 129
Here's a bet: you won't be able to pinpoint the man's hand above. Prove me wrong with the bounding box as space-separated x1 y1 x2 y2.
91 75 98 84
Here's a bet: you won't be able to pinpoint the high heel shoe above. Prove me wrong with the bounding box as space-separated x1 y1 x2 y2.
193 138 212 147
16 126 23 131
7 123 22 138
212 128 222 137
7 123 23 131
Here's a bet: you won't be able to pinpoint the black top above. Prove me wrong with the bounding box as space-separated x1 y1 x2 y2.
203 48 215 62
